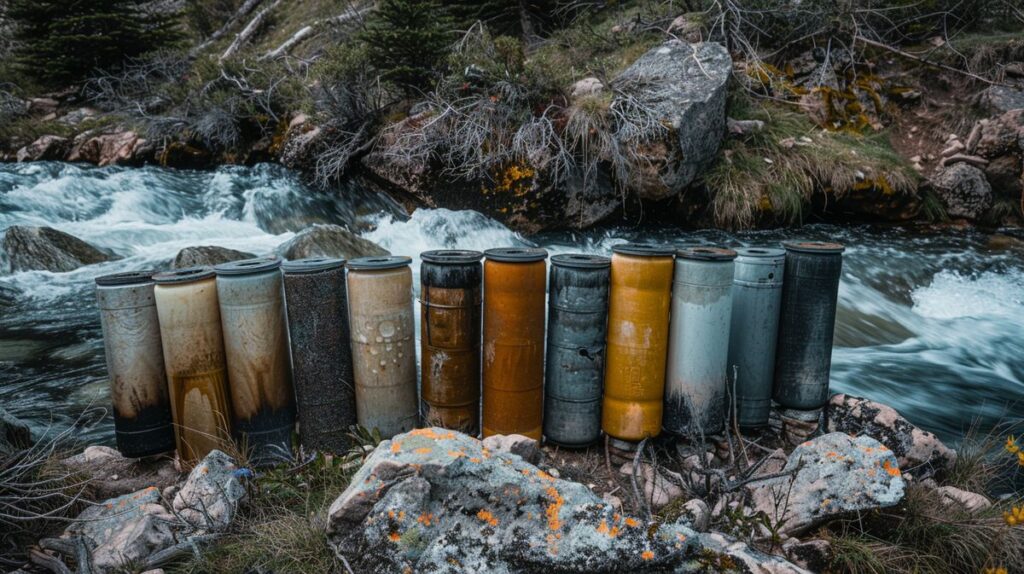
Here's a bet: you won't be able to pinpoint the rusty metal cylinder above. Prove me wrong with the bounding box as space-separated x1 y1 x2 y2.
773 241 845 410
215 257 295 466
420 250 483 434
727 248 785 428
601 243 675 442
664 247 736 437
543 254 610 448
282 257 355 454
481 247 548 439
153 267 233 464
95 271 175 458
347 256 418 438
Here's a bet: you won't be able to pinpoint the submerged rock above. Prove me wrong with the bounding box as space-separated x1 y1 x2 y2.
172 245 256 269
326 427 806 573
1 225 119 272
276 224 389 261
827 393 956 476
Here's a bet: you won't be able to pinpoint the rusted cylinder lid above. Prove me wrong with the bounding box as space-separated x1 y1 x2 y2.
214 256 282 276
153 266 215 284
676 246 738 261
347 255 412 270
95 270 156 286
611 243 674 257
421 250 484 264
781 241 845 254
483 247 548 263
735 247 786 259
282 257 346 274
551 253 610 269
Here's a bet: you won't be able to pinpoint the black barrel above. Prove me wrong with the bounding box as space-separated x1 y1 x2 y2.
772 241 845 410
282 257 356 454
543 254 611 447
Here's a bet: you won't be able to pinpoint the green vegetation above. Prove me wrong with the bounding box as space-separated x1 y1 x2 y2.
362 0 454 93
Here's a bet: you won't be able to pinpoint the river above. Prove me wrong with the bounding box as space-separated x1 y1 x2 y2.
1 162 1022 446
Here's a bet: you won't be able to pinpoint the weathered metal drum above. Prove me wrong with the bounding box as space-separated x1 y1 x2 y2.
95 271 175 458
481 247 548 439
601 243 675 442
664 247 736 437
282 257 355 454
420 250 483 434
153 267 233 464
543 254 610 447
773 241 845 410
347 256 418 438
215 257 295 466
727 248 785 428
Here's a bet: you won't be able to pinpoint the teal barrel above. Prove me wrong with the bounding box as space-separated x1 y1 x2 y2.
95 271 176 458
772 241 845 410
214 257 295 466
543 254 610 447
727 248 785 428
664 247 737 437
282 257 356 454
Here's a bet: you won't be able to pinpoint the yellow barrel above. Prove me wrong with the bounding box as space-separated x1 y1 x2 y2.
153 267 233 464
481 247 548 439
601 243 674 442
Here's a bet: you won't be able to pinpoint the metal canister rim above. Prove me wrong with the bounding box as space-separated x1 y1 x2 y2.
421 249 484 264
735 247 786 259
483 247 548 263
214 256 282 276
676 246 738 261
347 255 412 270
95 270 156 286
551 253 611 269
611 242 674 257
282 257 346 274
781 241 845 254
153 266 215 284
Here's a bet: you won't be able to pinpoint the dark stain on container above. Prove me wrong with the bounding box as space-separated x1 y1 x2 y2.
543 254 610 448
420 250 483 434
282 257 356 454
95 271 176 458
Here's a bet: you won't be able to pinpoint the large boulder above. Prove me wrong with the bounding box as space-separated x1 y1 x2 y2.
1 226 119 272
929 162 993 220
68 131 143 166
276 224 389 261
171 245 255 269
827 394 957 476
973 110 1024 158
980 85 1024 115
610 40 731 201
16 135 70 162
62 445 180 500
746 432 906 535
326 428 807 573
172 450 247 531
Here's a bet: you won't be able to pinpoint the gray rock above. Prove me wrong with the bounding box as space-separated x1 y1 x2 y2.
981 85 1024 114
172 450 247 531
746 432 906 535
0 280 19 307
16 135 70 162
326 427 806 573
611 40 731 201
783 538 831 572
929 162 993 220
481 433 541 465
935 485 992 513
276 224 389 261
984 154 1023 198
620 461 684 510
1 225 119 272
62 445 181 500
67 131 140 166
974 110 1024 158
696 531 812 573
171 245 255 269
570 77 604 99
678 499 710 532
58 107 100 126
27 97 59 116
65 487 177 573
827 393 957 476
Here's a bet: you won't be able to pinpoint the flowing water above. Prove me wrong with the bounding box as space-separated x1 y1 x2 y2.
1 162 1022 446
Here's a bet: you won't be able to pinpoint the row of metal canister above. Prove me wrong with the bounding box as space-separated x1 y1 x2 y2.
94 241 843 464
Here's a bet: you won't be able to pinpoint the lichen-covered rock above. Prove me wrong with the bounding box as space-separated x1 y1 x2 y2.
1 225 119 272
172 450 247 531
696 531 812 574
974 110 1024 158
827 393 956 476
611 40 731 201
62 445 180 500
172 245 256 269
16 135 70 162
929 162 993 220
481 433 541 465
746 432 906 535
326 428 805 573
276 224 389 261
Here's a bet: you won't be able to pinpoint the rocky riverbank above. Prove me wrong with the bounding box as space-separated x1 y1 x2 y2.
2 391 1020 574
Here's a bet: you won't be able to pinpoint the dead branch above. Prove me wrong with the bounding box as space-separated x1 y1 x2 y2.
855 35 1008 87
220 0 283 62
191 0 265 57
261 2 373 61
138 534 221 570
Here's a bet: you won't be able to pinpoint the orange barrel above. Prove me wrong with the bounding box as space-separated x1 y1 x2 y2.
153 267 233 464
601 243 675 442
420 250 483 433
481 247 548 439
346 256 418 438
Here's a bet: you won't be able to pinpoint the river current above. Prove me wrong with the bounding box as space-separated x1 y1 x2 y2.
1 162 1022 445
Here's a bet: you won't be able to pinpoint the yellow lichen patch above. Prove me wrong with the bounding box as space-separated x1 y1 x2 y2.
489 162 536 197
477 509 499 527
882 460 901 477
391 441 402 454
641 550 655 561
414 447 433 455
545 487 564 531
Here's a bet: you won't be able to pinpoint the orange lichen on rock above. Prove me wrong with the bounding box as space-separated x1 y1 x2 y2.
389 531 401 542
418 513 434 526
882 459 901 476
641 550 654 561
414 447 433 455
391 441 402 454
545 487 564 531
624 517 639 528
409 428 456 440
477 509 499 527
